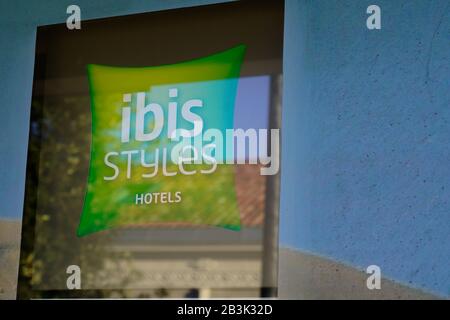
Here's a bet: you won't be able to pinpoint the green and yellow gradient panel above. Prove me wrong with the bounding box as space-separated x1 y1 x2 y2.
78 45 246 236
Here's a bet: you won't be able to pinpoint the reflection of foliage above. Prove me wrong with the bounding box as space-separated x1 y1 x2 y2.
19 96 141 298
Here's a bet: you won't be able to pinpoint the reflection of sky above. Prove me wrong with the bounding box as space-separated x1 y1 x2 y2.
233 75 270 162
234 76 270 130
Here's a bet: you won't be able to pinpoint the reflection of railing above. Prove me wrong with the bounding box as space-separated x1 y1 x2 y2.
145 272 260 288
93 243 263 290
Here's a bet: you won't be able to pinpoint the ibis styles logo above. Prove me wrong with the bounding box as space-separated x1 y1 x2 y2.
77 45 279 237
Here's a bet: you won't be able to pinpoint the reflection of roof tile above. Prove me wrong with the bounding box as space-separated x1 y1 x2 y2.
235 165 266 226
125 164 266 229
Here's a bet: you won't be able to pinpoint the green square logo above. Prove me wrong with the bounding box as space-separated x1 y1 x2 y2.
77 45 246 236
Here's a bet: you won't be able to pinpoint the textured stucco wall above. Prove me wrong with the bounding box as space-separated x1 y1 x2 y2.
280 0 450 298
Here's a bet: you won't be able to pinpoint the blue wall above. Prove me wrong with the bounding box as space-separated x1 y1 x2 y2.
281 0 450 297
0 0 449 297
